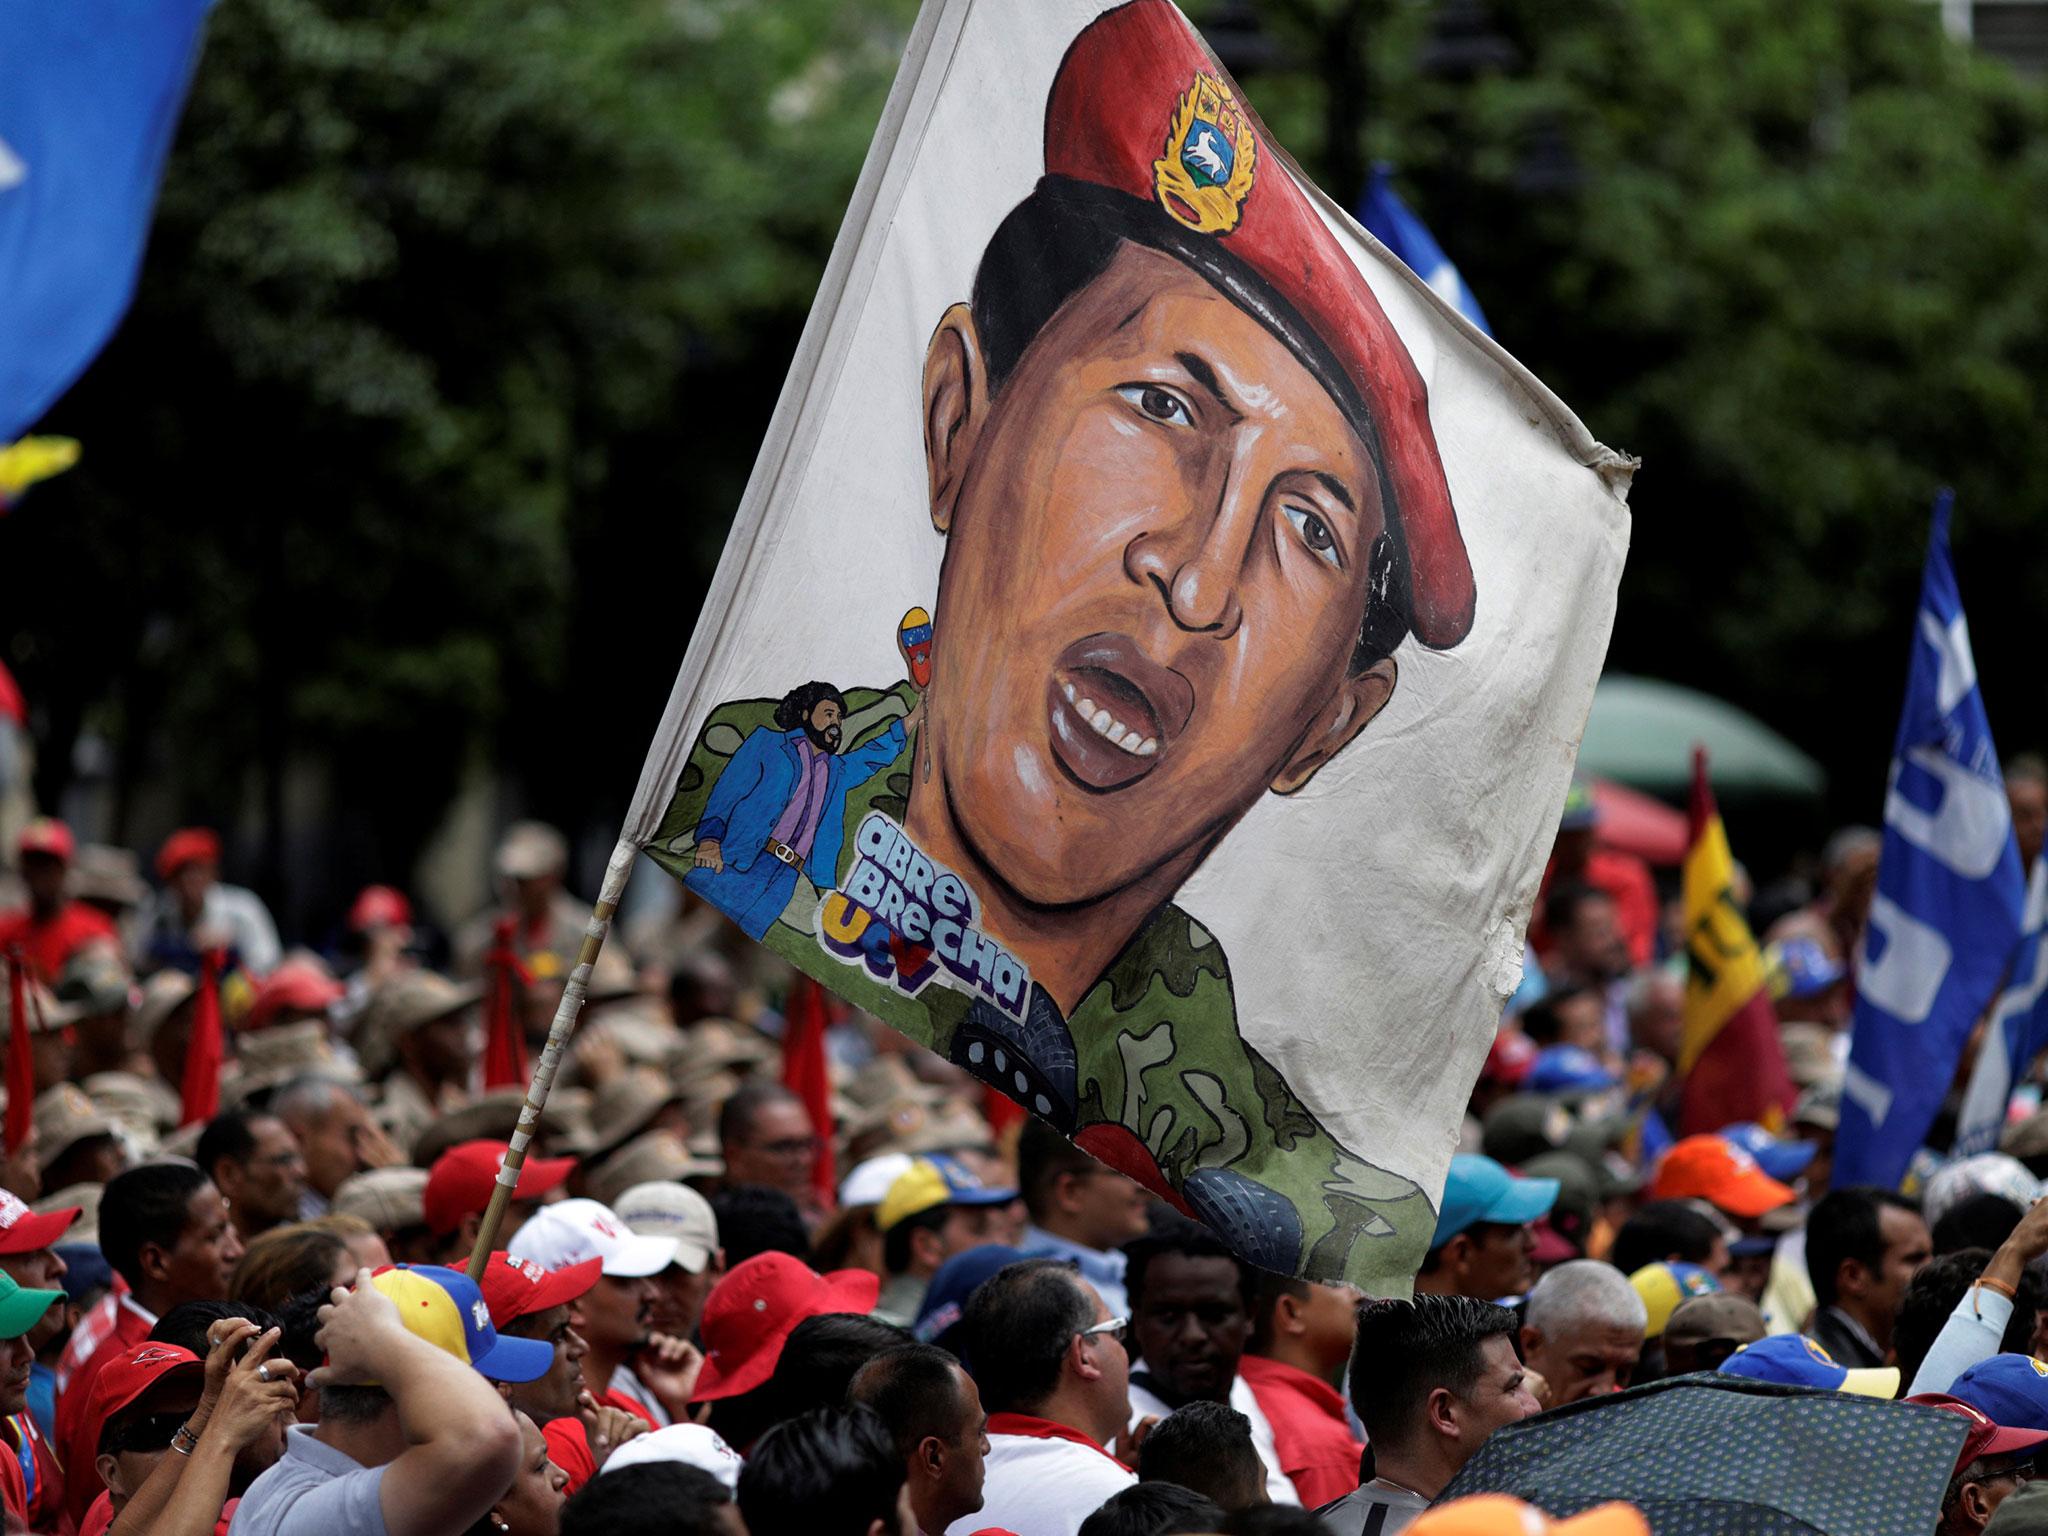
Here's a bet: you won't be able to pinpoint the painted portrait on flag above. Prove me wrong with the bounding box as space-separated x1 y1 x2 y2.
631 0 1631 1290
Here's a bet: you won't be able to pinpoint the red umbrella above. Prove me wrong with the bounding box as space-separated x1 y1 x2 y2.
1590 777 1686 866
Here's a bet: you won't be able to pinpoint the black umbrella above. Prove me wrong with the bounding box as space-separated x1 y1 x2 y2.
1440 1374 1967 1536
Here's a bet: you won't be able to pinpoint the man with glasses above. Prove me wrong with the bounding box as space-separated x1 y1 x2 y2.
198 1111 311 1245
952 1259 1136 1536
1908 1394 2048 1536
718 1083 824 1228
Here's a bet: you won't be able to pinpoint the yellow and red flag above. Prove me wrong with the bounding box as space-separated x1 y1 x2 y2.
1678 749 1797 1135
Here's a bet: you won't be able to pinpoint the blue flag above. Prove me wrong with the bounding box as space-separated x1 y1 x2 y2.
1955 857 2048 1156
1837 493 2026 1189
1357 163 1490 335
0 0 214 441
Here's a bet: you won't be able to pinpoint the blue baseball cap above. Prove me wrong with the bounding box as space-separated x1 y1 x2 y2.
1951 1354 2048 1432
1718 1123 1818 1183
1431 1155 1559 1248
367 1264 554 1383
1765 938 1848 1001
1527 1046 1618 1097
912 1243 1026 1349
1716 1333 1898 1398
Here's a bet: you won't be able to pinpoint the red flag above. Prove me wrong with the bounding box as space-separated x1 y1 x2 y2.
1676 749 1797 1135
179 948 226 1128
981 1084 1027 1138
482 918 532 1091
782 975 836 1210
4 951 33 1155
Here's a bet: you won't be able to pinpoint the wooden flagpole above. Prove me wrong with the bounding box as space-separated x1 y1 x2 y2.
466 838 638 1280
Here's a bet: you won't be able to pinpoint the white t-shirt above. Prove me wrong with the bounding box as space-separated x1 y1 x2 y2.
948 1419 1136 1536
1127 1371 1302 1506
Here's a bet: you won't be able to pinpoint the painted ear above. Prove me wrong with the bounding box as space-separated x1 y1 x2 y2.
923 303 989 535
1270 657 1397 795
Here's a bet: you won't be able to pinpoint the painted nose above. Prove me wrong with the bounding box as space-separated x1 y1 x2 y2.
1124 463 1258 639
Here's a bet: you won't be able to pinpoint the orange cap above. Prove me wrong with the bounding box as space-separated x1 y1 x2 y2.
1408 1495 1649 1536
1649 1135 1795 1218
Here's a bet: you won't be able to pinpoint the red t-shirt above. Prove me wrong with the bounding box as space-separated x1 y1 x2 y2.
57 1302 156 1526
81 1489 236 1536
3 1407 65 1533
0 902 118 983
1238 1354 1365 1509
542 1416 599 1495
0 1438 25 1533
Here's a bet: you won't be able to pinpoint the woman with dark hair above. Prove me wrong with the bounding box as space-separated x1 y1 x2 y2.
229 1225 356 1314
464 1412 568 1536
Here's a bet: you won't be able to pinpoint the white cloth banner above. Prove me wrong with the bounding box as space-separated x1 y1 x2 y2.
622 0 1631 1290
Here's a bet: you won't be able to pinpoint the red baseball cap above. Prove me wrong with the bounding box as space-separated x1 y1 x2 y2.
1907 1393 2048 1471
423 1140 577 1236
87 1343 205 1447
690 1252 881 1404
155 827 221 882
1648 1135 1795 1219
245 959 346 1031
1482 1031 1538 1087
0 1190 78 1255
16 818 74 864
475 1250 603 1328
348 884 414 933
1036 0 1473 649
477 1253 598 1327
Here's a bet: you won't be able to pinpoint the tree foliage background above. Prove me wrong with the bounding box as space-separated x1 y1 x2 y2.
6 0 2046 927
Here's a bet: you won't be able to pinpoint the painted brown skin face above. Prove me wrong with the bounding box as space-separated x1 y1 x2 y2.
912 243 1397 1010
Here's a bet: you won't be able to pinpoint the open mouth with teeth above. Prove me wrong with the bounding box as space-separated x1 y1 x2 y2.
1060 676 1158 757
1044 632 1195 793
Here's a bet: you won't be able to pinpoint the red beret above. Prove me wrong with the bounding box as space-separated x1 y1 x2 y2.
1041 0 1474 649
155 826 221 882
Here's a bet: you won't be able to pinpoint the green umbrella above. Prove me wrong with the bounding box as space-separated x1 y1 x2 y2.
1577 674 1826 797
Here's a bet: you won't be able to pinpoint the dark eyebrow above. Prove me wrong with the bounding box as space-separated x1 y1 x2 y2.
1174 351 1241 421
1307 470 1356 515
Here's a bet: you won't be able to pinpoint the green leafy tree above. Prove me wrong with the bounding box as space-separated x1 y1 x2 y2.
1240 0 2048 818
7 0 912 918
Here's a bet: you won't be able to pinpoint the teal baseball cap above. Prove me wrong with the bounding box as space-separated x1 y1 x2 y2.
1431 1154 1559 1248
0 1270 62 1341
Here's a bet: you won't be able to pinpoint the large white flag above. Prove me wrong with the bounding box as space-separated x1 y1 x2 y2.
619 0 1631 1290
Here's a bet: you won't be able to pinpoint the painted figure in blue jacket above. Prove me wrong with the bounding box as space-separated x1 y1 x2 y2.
686 680 924 939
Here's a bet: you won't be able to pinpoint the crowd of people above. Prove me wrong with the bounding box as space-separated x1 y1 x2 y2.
0 768 2041 1536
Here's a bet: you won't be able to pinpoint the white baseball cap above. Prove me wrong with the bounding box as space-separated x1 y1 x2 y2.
600 1424 743 1489
839 1152 915 1209
507 1197 677 1279
611 1182 719 1274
